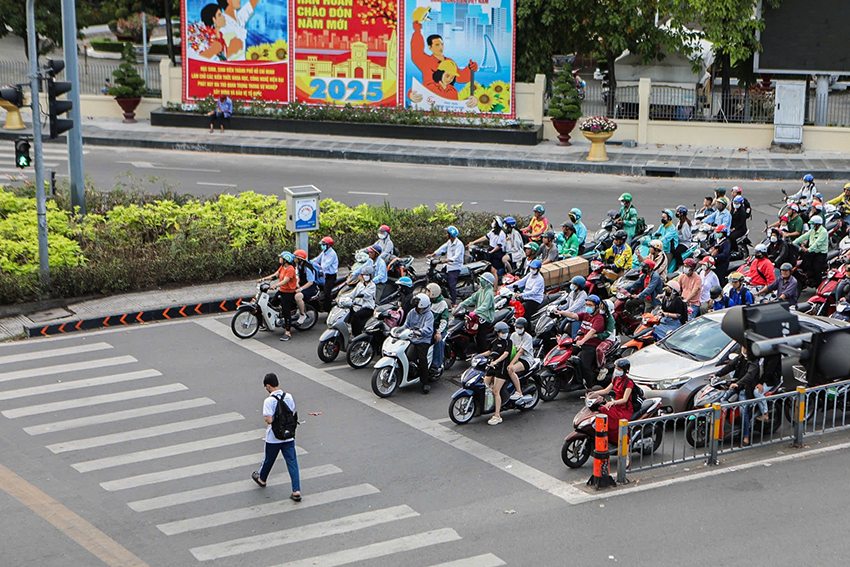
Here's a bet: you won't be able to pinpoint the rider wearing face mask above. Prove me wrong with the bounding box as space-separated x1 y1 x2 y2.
638 239 669 282
624 260 664 315
596 358 636 426
507 259 545 319
651 209 679 267
349 265 377 337
481 321 512 425
559 295 606 388
654 281 688 340
458 272 497 353
400 293 435 394
678 258 702 308
469 216 507 287
312 236 338 313
747 243 776 288
766 227 793 269
603 230 633 275
506 317 533 402
373 225 394 263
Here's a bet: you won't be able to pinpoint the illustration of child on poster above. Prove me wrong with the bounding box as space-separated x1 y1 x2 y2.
403 0 514 115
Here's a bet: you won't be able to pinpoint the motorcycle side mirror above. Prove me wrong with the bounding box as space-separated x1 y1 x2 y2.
781 188 788 196
764 219 769 225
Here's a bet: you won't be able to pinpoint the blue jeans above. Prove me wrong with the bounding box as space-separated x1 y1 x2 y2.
446 270 460 305
432 339 445 368
739 390 752 441
259 440 300 491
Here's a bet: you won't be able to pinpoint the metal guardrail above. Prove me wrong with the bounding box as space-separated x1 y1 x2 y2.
0 60 160 95
616 377 850 484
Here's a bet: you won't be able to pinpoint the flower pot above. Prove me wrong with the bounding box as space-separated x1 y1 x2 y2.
0 98 25 130
115 97 142 123
551 119 577 146
582 130 614 162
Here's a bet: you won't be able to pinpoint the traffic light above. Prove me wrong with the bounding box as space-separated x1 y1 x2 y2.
0 85 23 107
804 327 850 386
15 138 31 169
45 59 74 139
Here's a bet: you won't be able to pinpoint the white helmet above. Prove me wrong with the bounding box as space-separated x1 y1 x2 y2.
415 293 431 309
426 282 441 299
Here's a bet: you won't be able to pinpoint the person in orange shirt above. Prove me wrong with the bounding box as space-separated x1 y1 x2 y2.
427 60 461 100
410 18 477 98
260 251 297 341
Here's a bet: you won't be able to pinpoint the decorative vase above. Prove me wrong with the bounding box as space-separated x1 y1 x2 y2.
115 97 142 123
551 119 577 146
582 130 614 162
0 98 25 130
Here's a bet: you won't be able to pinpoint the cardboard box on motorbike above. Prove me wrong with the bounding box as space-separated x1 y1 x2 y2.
540 257 589 288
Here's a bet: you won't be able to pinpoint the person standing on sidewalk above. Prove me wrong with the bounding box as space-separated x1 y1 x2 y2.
312 236 338 313
252 373 301 501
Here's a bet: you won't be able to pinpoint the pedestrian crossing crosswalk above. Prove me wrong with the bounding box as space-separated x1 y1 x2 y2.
0 340 508 567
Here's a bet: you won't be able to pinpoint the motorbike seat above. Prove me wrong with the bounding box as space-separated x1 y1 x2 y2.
460 261 489 277
631 398 656 421
827 250 840 262
493 308 512 323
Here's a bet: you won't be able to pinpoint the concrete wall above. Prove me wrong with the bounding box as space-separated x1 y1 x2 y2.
79 94 163 120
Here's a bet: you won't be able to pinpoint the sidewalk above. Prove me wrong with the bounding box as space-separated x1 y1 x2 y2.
5 116 850 180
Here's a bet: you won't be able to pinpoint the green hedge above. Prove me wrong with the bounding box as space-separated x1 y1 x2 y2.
0 185 498 305
90 39 129 53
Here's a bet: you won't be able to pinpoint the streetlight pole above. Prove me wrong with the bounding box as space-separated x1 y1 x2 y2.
61 0 87 215
27 0 50 286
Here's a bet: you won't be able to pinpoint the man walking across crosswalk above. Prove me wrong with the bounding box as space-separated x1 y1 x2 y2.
252 373 301 501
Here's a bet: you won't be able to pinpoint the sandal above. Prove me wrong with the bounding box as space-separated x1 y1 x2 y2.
290 492 302 502
251 471 266 487
488 416 502 426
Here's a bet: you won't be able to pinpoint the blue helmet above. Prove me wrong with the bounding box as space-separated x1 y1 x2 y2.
446 225 459 238
587 294 601 305
397 276 413 288
529 259 542 270
733 196 744 204
504 216 516 227
279 251 294 263
569 208 582 220
368 244 382 254
570 275 586 288
804 174 814 182
533 204 545 214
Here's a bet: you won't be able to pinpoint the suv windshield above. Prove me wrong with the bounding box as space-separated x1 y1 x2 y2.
660 317 731 362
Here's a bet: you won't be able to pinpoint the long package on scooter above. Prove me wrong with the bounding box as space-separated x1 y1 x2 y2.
540 257 590 288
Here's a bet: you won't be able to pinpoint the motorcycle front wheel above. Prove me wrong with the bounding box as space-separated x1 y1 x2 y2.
685 417 708 448
231 308 260 339
538 373 560 402
561 437 591 468
317 336 342 363
518 382 540 411
371 365 399 398
449 394 476 424
346 338 374 369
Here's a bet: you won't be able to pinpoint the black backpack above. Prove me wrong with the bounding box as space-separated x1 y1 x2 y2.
271 393 298 441
628 378 645 413
635 217 647 236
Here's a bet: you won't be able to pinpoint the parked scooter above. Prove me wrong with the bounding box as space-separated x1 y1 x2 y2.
231 282 318 339
537 334 620 401
560 391 663 468
618 309 662 357
447 354 540 424
345 305 404 369
371 327 437 397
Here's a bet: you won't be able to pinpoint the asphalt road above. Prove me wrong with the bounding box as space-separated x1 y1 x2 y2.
8 144 848 235
2 318 850 566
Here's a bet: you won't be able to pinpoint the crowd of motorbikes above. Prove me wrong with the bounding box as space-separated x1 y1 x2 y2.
229 179 850 472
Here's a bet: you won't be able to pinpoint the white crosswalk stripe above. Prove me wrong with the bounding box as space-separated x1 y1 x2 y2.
269 529 463 567
0 355 137 384
23 398 216 436
190 505 420 561
47 412 244 453
127 464 342 512
101 454 263 491
426 555 508 567
0 342 112 366
2 383 188 418
72 429 269 472
0 369 161 401
158 483 380 535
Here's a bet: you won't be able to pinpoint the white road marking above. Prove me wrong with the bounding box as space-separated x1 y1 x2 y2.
47 412 245 453
0 342 112 366
427 554 507 567
24 398 216 436
270 528 463 567
127 464 341 512
0 355 138 384
196 182 237 187
158 483 379 535
116 161 218 172
320 363 352 372
348 191 389 196
2 384 188 418
190 505 419 561
197 318 592 505
101 454 260 491
72 429 269 472
504 199 545 204
433 417 453 425
0 369 161 401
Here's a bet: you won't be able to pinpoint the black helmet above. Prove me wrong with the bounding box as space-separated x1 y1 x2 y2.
614 358 631 371
515 317 527 329
543 231 556 241
613 230 627 240
710 285 723 299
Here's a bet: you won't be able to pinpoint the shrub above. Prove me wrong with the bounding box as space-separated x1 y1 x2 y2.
548 63 583 121
108 43 146 99
90 39 127 53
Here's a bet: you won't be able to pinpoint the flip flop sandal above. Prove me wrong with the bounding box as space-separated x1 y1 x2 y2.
251 471 266 487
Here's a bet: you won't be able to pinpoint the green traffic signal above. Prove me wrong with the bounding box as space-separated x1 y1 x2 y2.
17 154 31 168
15 138 31 169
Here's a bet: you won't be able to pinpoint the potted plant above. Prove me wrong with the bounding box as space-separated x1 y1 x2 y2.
548 63 583 146
108 43 146 123
579 116 618 162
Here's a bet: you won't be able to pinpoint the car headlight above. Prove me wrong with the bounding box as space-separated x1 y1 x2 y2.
651 377 693 390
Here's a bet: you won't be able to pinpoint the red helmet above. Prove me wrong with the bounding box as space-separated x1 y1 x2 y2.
642 259 656 270
294 249 308 260
714 225 727 233
379 225 391 233
700 256 715 266
321 236 334 245
684 258 697 268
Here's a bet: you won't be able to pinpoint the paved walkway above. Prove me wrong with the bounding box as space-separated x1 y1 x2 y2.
3 116 850 179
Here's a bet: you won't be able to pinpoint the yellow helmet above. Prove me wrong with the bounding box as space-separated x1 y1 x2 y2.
844 182 850 190
412 6 432 23
437 60 459 76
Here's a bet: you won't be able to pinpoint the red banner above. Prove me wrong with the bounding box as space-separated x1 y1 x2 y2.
185 59 289 101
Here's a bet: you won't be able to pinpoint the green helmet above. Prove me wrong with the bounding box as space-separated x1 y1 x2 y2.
715 186 727 195
524 242 540 253
619 193 633 203
533 204 545 214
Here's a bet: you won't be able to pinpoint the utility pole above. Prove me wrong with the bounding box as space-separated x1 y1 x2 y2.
27 0 50 287
61 0 86 216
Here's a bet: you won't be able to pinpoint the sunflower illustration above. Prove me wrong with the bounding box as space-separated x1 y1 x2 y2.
458 81 483 100
247 44 271 61
475 87 497 112
271 39 288 61
490 80 510 100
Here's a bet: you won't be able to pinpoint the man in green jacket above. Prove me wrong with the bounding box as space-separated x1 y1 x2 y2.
615 193 639 239
458 272 496 353
556 221 580 258
793 215 828 285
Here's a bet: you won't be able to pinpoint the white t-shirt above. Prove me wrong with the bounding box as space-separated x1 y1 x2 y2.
263 391 296 443
221 3 255 61
510 331 534 366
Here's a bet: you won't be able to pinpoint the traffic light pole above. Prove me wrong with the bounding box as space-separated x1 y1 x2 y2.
61 0 86 216
27 0 50 287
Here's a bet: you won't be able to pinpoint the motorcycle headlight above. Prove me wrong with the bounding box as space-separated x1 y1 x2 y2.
651 377 693 390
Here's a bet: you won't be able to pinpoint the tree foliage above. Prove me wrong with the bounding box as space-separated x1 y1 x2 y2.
548 62 583 121
0 0 97 58
108 43 147 98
